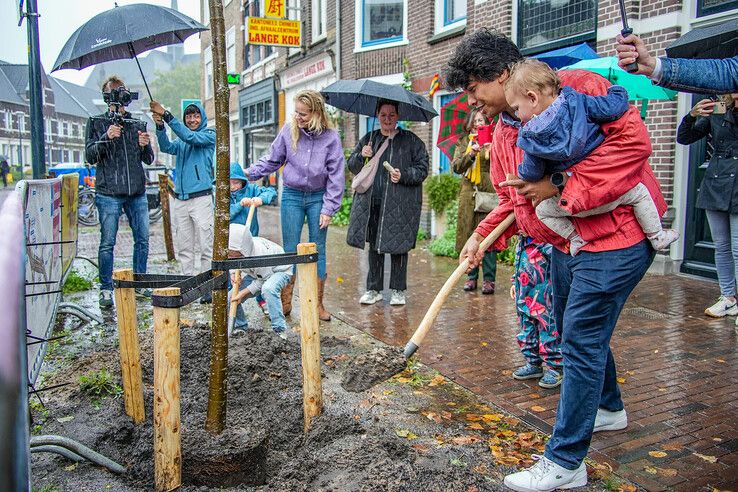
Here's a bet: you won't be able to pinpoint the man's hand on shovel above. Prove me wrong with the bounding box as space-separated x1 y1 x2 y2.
499 173 558 208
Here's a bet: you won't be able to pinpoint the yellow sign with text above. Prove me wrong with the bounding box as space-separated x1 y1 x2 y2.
264 0 285 18
247 17 301 48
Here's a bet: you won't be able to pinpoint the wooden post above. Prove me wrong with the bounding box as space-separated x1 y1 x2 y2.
296 243 322 432
153 287 181 492
112 268 144 424
158 174 175 261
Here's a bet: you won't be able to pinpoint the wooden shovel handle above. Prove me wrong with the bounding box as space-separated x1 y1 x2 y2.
229 204 255 320
245 203 256 230
404 212 515 357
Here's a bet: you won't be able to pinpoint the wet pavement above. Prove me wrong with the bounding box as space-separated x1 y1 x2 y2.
76 204 738 491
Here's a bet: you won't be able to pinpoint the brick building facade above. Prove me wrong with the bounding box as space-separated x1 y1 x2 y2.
200 0 738 278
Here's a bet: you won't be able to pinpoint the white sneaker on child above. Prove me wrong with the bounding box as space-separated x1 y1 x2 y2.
648 229 679 251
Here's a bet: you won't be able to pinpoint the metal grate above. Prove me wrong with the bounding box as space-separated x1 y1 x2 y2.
517 0 596 52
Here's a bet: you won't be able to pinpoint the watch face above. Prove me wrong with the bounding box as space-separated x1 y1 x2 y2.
551 173 565 186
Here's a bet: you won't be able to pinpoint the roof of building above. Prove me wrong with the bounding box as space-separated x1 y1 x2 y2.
84 50 199 93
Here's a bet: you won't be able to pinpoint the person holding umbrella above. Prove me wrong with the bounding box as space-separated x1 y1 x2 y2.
346 99 429 306
85 76 154 308
244 90 344 321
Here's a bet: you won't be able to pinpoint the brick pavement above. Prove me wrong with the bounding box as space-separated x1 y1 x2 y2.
77 206 738 490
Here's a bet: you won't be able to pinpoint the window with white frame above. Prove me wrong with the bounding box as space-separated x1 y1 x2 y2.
18 114 26 133
244 1 274 69
226 27 236 73
204 46 213 98
0 112 5 129
62 122 69 136
202 0 210 25
356 0 407 49
312 0 327 42
517 0 596 54
435 0 465 32
230 119 241 163
697 0 738 16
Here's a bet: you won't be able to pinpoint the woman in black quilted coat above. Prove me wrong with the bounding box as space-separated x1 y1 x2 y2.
346 100 429 306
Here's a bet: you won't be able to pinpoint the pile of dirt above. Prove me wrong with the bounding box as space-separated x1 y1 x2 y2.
341 346 408 392
30 321 502 491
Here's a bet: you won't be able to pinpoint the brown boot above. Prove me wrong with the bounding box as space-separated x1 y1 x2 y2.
317 278 331 321
281 276 295 316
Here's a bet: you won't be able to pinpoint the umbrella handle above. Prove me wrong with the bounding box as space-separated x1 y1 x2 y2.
619 28 640 74
129 43 153 100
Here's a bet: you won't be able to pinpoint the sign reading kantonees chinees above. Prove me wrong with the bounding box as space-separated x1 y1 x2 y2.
264 0 285 18
247 17 301 48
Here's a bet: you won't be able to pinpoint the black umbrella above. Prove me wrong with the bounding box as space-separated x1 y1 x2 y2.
51 3 207 99
666 18 738 59
321 80 438 122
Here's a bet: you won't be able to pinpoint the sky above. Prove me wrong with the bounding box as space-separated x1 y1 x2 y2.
0 0 203 86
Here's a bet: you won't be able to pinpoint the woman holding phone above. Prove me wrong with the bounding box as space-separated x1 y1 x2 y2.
677 93 738 320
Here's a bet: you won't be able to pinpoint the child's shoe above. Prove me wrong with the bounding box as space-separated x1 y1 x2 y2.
538 369 562 389
463 279 477 291
512 363 543 380
647 229 679 251
482 280 495 295
705 296 738 317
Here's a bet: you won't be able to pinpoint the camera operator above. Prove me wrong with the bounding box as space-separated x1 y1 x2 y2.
85 75 154 309
150 100 215 302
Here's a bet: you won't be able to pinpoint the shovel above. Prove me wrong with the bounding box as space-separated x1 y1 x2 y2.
228 204 256 335
403 212 515 358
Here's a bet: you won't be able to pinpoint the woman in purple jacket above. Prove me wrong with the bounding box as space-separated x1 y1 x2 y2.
246 90 345 321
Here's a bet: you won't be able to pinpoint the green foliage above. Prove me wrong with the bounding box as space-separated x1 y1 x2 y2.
425 173 460 214
497 235 518 266
149 62 202 117
29 397 49 419
63 269 93 294
332 194 353 227
32 484 59 492
428 199 460 259
416 229 427 242
79 369 122 406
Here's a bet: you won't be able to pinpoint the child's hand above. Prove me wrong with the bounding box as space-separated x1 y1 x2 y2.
240 197 252 207
510 284 516 300
251 197 263 207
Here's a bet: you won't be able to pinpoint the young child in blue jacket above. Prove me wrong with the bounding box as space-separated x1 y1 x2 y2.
230 162 277 316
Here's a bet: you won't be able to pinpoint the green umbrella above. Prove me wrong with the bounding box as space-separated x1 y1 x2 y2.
560 57 677 102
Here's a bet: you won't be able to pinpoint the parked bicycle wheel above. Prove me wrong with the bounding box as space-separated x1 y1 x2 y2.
77 188 99 226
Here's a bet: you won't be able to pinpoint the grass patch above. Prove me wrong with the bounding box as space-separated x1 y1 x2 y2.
79 368 122 408
63 269 93 294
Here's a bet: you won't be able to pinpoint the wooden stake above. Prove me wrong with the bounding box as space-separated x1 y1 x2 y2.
158 174 175 261
153 287 181 492
112 268 144 424
296 242 322 432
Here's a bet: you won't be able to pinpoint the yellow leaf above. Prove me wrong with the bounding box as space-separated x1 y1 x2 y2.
481 413 503 422
451 435 482 445
395 376 412 383
428 375 446 387
447 402 457 406
693 452 718 463
336 276 344 283
383 390 394 395
644 466 658 474
617 485 637 492
530 405 545 412
467 422 485 430
465 414 482 421
481 342 488 347
64 463 77 471
617 377 626 384
529 393 541 399
648 451 668 458
716 358 726 363
395 429 418 440
659 468 678 477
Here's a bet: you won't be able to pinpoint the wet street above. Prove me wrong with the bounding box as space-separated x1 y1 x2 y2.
77 203 738 491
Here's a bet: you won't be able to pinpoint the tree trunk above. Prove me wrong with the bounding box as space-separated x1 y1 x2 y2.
205 0 230 434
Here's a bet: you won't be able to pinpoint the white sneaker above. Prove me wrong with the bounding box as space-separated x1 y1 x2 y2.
389 289 406 306
705 296 738 317
503 456 587 492
593 408 628 433
359 290 383 305
648 229 679 251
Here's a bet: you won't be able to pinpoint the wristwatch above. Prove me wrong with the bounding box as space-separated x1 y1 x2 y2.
550 172 567 194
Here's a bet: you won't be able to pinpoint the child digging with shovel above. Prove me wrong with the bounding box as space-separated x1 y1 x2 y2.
228 223 292 337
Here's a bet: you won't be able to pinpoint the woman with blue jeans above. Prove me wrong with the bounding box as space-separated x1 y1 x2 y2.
678 93 738 319
246 90 345 321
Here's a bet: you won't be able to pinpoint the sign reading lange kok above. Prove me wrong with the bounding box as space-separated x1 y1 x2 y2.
247 17 301 47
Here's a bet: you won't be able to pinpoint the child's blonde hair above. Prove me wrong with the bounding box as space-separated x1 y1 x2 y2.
290 90 333 150
505 58 560 99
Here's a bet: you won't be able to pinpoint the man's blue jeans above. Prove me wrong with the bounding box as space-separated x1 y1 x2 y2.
545 240 654 470
280 187 327 279
96 193 149 291
231 272 292 332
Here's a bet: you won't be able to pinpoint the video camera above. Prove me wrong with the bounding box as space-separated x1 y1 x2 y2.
103 86 138 107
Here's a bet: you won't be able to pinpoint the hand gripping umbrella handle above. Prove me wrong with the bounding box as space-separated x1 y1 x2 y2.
403 212 515 358
617 0 640 73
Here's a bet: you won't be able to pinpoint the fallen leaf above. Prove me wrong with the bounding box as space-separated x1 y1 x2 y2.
504 417 520 426
648 451 668 458
451 435 482 445
428 375 446 386
481 342 488 347
467 422 485 430
324 358 335 367
617 377 626 384
658 468 678 477
353 414 361 421
661 442 683 451
441 411 453 420
468 486 479 492
496 430 517 439
716 358 726 363
56 416 74 423
644 466 658 474
383 390 394 396
712 437 723 442
64 463 77 472
658 387 667 392
693 452 718 463
481 413 503 422
423 412 442 424
395 429 418 440
654 349 659 353
501 370 512 376
530 405 545 412
518 432 535 441
529 393 541 399
411 443 429 453
395 376 412 383
472 463 489 475
447 402 457 406
465 414 482 421
617 484 637 492
336 276 344 283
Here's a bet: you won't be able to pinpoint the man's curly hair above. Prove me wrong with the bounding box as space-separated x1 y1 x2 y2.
443 29 523 90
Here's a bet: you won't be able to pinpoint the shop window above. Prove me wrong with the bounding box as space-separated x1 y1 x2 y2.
517 0 596 54
357 0 407 48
